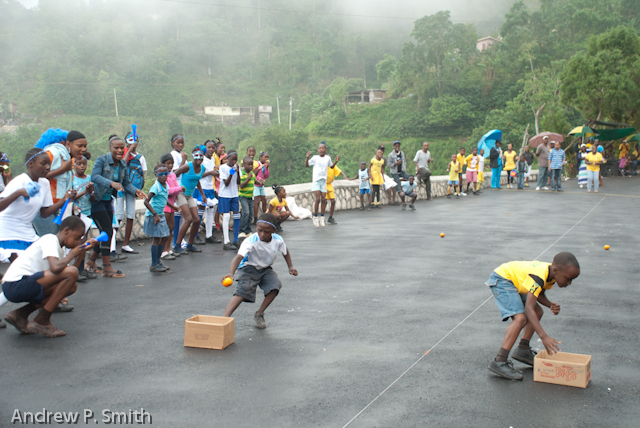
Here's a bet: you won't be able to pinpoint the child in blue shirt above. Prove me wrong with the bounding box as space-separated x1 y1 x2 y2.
548 141 566 192
351 161 372 211
399 175 418 210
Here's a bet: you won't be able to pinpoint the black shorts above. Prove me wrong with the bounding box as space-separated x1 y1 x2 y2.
234 265 282 303
2 272 45 304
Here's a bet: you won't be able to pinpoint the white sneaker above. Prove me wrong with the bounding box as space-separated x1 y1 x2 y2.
319 216 326 227
542 187 549 190
535 187 540 191
461 192 467 196
312 216 319 227
579 185 583 188
594 189 598 193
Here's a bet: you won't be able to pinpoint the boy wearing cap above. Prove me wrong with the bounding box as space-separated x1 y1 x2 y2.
388 141 409 204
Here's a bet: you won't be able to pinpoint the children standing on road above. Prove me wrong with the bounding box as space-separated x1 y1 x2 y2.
325 156 349 225
446 154 461 198
221 213 298 329
2 216 95 337
305 143 333 226
218 151 242 250
486 252 580 380
353 161 372 210
253 151 270 223
267 184 299 231
239 156 256 237
516 155 527 190
143 165 180 272
464 147 480 195
368 149 385 208
399 175 418 210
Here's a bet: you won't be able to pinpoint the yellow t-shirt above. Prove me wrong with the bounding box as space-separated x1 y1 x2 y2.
448 161 460 181
619 143 629 159
370 158 384 185
326 165 342 188
269 197 288 212
503 150 517 170
465 154 479 171
494 261 555 297
586 152 603 172
456 154 466 173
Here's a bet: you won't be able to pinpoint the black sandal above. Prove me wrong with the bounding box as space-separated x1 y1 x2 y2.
102 264 125 278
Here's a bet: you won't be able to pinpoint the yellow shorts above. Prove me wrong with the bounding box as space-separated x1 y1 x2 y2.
326 184 335 200
478 171 484 182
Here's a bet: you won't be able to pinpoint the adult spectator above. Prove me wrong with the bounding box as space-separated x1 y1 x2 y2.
523 145 534 187
502 143 517 189
576 144 588 188
585 144 603 193
618 140 630 160
413 142 433 200
489 141 502 189
388 141 409 203
535 136 550 190
548 141 566 192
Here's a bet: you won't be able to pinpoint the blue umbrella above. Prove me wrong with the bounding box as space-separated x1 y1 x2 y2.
477 129 502 159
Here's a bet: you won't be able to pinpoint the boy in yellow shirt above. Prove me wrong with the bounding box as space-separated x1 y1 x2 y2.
325 156 349 225
446 154 461 198
456 147 467 196
486 252 580 380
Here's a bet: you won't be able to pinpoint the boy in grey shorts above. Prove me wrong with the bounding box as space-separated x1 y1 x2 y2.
222 213 298 328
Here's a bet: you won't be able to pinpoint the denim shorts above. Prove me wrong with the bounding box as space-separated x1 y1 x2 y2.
486 272 527 321
234 265 282 303
448 180 459 185
116 192 136 220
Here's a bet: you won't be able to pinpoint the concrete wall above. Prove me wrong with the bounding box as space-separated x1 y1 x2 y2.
117 170 538 241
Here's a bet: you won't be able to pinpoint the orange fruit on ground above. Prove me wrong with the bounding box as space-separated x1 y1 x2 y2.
222 277 233 287
440 233 445 238
604 245 610 250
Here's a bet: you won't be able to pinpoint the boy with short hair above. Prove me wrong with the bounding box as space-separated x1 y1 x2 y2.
218 151 242 250
222 213 297 329
305 143 333 227
1 216 96 337
477 148 486 193
446 154 461 198
352 161 372 211
325 155 349 225
486 252 580 380
516 155 527 189
464 147 480 195
456 147 467 196
398 175 418 210
239 156 255 237
548 141 566 192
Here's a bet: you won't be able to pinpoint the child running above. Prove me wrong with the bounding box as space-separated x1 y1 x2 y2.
305 143 333 226
252 151 269 224
173 148 206 254
353 161 372 210
398 175 418 210
221 213 298 329
368 149 385 208
2 216 95 337
267 184 299 231
0 149 74 263
446 154 461 198
218 151 242 250
143 164 180 272
486 252 580 380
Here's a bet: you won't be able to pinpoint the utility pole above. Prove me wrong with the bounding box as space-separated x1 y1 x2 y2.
258 0 261 29
114 88 118 117
289 97 292 130
276 94 281 124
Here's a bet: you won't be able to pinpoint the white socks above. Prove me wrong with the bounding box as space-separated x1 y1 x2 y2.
205 207 214 238
110 228 117 253
222 213 230 244
0 292 8 308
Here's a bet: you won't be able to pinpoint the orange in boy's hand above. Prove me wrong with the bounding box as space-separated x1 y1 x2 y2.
222 277 233 287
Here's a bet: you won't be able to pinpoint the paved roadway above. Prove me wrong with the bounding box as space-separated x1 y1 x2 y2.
1 177 638 427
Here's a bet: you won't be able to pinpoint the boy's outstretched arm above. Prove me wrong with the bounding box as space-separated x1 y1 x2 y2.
283 251 298 276
524 293 561 355
222 254 244 284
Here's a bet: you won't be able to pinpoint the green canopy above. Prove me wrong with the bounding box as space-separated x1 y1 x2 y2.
593 127 636 141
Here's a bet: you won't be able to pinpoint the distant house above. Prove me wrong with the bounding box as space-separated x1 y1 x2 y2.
204 105 255 124
258 105 272 125
476 36 500 52
345 90 387 104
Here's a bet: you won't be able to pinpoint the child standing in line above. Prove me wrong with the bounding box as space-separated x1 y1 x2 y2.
213 142 226 231
325 155 349 225
398 175 418 210
305 143 333 226
143 165 180 272
221 213 298 329
71 156 95 233
368 149 385 208
516 155 527 190
446 154 461 198
2 216 95 337
267 184 299 231
477 148 485 193
352 161 372 211
239 156 256 238
464 147 480 195
456 147 467 196
173 148 206 254
218 151 242 250
200 141 221 244
486 252 580 380
159 154 184 260
253 151 270 224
